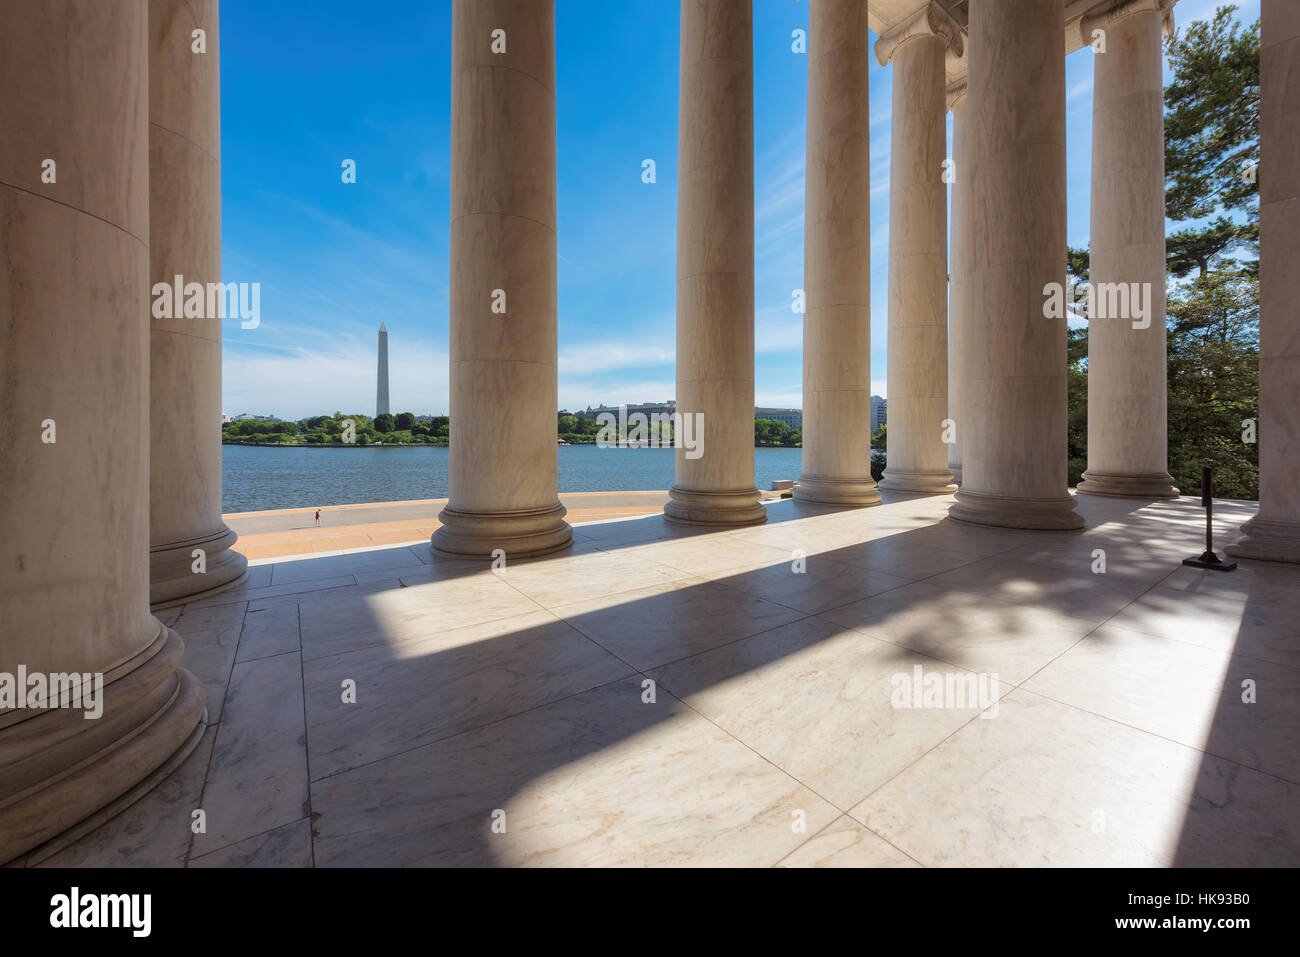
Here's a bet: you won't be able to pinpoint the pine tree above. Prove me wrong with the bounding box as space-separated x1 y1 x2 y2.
1163 4 1260 498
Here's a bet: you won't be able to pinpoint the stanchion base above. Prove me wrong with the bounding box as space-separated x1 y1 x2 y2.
1182 551 1237 572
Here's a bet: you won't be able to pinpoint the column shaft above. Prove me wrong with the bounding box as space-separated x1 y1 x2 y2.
665 0 765 526
878 32 955 494
795 0 879 507
948 0 1084 530
947 88 970 486
149 0 248 606
1077 8 1178 499
0 0 205 864
434 0 572 558
1227 0 1300 562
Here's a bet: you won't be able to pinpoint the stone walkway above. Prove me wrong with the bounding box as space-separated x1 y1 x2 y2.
225 491 692 560
26 490 1300 866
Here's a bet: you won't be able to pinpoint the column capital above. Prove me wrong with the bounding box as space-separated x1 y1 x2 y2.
1080 0 1177 44
874 2 964 67
946 80 967 111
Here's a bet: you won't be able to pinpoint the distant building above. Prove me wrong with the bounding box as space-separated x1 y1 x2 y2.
376 323 390 418
755 407 802 430
871 395 887 431
577 401 676 421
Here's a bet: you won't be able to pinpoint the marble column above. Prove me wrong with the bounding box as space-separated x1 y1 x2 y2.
433 0 572 558
0 0 206 863
795 0 879 507
947 82 969 486
877 4 959 495
1227 0 1300 563
149 0 248 606
665 0 765 526
1077 1 1179 499
948 0 1084 530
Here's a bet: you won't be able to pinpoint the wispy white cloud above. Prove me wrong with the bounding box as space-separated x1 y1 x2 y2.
223 340 449 419
559 339 674 376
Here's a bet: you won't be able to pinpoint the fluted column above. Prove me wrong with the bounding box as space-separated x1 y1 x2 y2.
1077 0 1179 499
0 0 206 863
795 0 879 507
947 82 969 486
665 0 765 526
149 0 248 606
434 0 572 558
948 0 1084 530
1227 0 1300 563
877 4 959 495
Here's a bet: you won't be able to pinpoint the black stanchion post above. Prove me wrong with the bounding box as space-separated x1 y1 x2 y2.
1182 466 1237 571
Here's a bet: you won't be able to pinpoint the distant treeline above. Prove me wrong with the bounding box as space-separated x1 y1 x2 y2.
222 412 447 446
224 412 888 459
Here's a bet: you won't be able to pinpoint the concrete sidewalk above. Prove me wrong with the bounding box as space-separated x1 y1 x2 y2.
226 491 682 561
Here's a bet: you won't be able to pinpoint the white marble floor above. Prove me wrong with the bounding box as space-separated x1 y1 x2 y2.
27 491 1300 867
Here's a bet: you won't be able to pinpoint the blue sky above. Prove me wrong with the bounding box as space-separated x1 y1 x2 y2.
219 0 1257 419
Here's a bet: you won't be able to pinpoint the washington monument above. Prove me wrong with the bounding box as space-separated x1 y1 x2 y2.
376 323 390 417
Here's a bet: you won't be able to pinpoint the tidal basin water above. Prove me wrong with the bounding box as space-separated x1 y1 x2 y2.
221 443 806 513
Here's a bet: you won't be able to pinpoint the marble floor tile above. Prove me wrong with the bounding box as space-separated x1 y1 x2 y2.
155 605 184 627
873 607 1099 686
924 558 1152 622
186 575 359 610
727 518 888 555
41 494 1297 868
33 727 216 868
1015 538 1190 585
303 609 632 779
175 600 247 633
1156 557 1300 604
1105 586 1300 669
191 652 309 856
311 678 839 866
495 547 689 609
1023 623 1300 782
235 603 300 662
270 547 425 586
715 559 915 615
777 815 919 868
189 818 313 868
635 535 796 578
297 573 539 660
820 580 1027 645
650 616 1000 808
851 690 1300 867
549 577 805 671
830 538 984 579
176 621 244 724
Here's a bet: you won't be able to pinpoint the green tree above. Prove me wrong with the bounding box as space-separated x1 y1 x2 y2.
374 412 396 433
395 412 415 430
1162 4 1260 498
1164 9 1260 234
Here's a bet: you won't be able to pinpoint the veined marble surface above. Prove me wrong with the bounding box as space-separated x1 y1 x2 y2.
29 490 1300 867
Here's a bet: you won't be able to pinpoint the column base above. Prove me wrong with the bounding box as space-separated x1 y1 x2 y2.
948 465 962 487
1225 516 1300 564
664 486 767 526
1076 470 1180 499
150 524 248 609
432 501 572 560
0 623 207 864
792 475 881 507
878 468 958 495
948 487 1085 530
